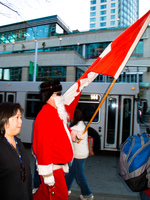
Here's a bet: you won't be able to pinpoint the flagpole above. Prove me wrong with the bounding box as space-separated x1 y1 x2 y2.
77 78 117 143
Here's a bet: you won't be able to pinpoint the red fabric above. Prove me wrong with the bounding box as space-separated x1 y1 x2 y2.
78 10 150 79
145 189 150 197
63 11 150 121
33 103 73 170
65 91 81 120
33 177 49 200
33 169 68 200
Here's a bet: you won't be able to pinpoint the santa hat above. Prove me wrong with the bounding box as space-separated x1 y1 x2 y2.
40 79 62 103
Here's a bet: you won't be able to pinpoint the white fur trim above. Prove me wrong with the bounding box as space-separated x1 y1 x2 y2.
37 163 53 175
53 164 69 173
63 122 74 154
44 175 55 186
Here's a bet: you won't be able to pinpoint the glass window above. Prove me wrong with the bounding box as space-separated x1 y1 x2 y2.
139 74 143 82
131 74 135 82
132 40 143 57
0 93 4 103
94 74 106 82
101 0 107 2
111 21 115 26
111 9 115 14
0 22 62 44
3 69 10 80
91 0 96 4
35 66 66 81
56 24 63 34
77 102 100 122
90 6 96 11
100 10 106 15
90 23 96 29
111 3 115 7
86 42 110 59
100 16 106 21
76 68 84 80
7 93 15 103
90 12 96 17
90 18 96 23
111 15 115 19
25 93 44 119
107 97 117 144
100 22 106 27
0 69 2 80
101 4 107 9
122 98 132 142
0 68 22 81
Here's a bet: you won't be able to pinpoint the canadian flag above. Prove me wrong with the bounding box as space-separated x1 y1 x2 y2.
64 10 150 120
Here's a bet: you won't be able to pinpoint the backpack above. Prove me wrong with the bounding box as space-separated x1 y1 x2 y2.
119 132 150 192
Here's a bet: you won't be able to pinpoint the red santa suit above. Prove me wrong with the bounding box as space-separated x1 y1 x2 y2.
33 103 73 200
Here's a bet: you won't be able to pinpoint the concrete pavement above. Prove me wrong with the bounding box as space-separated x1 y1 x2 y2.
26 147 141 200
68 152 141 200
25 123 150 200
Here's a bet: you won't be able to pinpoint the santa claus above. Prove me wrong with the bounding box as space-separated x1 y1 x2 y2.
33 79 77 200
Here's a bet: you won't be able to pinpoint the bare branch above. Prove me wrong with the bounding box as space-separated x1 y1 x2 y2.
0 0 52 25
0 2 18 14
0 11 11 17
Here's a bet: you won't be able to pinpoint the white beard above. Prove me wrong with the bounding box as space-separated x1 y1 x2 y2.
54 96 69 124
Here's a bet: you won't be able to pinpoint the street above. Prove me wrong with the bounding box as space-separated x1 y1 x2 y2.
26 147 141 200
24 124 150 200
68 152 141 200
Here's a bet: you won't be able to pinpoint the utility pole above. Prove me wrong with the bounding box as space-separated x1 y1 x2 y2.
33 39 38 82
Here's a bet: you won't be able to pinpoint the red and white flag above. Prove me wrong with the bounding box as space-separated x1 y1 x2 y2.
64 10 150 120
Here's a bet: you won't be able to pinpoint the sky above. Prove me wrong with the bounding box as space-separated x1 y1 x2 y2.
0 0 149 31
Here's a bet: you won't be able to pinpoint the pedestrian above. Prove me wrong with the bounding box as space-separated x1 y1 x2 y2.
32 79 76 200
0 102 32 200
65 109 94 200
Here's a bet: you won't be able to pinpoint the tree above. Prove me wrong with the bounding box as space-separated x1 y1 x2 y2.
0 0 51 26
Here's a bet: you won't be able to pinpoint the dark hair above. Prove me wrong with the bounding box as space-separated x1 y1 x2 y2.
40 79 62 103
0 102 24 136
70 109 84 127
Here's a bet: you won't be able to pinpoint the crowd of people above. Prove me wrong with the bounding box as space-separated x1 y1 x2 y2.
0 79 94 200
0 78 149 200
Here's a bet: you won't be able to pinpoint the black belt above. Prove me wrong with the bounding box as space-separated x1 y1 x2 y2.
54 163 64 165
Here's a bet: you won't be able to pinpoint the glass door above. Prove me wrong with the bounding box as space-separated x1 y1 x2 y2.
119 96 134 146
105 96 119 149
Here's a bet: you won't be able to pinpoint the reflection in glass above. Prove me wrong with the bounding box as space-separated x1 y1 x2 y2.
77 103 99 122
107 97 117 144
122 98 132 142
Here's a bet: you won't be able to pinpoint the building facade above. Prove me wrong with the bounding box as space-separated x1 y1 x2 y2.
90 0 139 30
0 15 149 111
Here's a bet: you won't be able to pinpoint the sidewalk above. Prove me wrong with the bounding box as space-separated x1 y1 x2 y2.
68 123 149 200
26 123 150 200
26 147 141 200
68 153 141 200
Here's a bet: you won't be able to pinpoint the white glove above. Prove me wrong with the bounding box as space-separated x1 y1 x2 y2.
43 175 55 186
